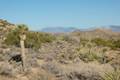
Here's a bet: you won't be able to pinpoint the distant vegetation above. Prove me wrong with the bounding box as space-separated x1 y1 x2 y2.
92 38 120 50
4 24 56 49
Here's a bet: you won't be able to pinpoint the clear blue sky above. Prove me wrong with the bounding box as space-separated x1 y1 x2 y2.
0 0 120 30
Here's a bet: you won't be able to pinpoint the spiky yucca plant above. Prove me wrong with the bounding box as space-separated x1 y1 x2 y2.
102 69 120 80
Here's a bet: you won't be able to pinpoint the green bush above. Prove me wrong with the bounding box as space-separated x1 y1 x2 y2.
25 32 56 49
4 24 28 47
113 40 120 49
4 29 20 47
61 35 71 41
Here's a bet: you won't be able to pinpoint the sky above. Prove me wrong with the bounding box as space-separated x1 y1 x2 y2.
0 0 120 30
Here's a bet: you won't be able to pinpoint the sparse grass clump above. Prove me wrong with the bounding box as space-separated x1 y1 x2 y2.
79 52 101 62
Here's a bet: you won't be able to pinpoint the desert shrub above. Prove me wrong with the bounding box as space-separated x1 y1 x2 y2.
26 68 55 80
4 24 28 47
91 38 119 49
4 29 20 47
25 32 56 49
61 35 70 41
67 71 102 80
79 48 110 63
92 38 120 50
113 40 120 49
102 69 120 80
41 62 67 80
0 62 14 77
80 38 89 47
92 38 113 47
4 25 56 49
61 35 77 43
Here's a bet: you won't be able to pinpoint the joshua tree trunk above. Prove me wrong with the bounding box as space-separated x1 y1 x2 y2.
20 34 26 72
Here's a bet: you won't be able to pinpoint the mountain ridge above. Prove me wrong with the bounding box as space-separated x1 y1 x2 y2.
41 26 120 33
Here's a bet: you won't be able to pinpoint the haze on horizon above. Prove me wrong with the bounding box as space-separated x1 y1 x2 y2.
0 0 120 30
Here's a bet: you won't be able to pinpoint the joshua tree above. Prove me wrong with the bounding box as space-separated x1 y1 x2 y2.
20 33 26 72
18 24 28 72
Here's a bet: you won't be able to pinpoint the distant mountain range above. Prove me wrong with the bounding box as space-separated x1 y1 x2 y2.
109 26 120 32
1 19 120 33
41 27 78 33
41 26 120 33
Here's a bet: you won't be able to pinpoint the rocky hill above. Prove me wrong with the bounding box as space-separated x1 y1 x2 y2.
71 28 120 40
0 19 16 47
0 19 16 30
0 19 16 39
